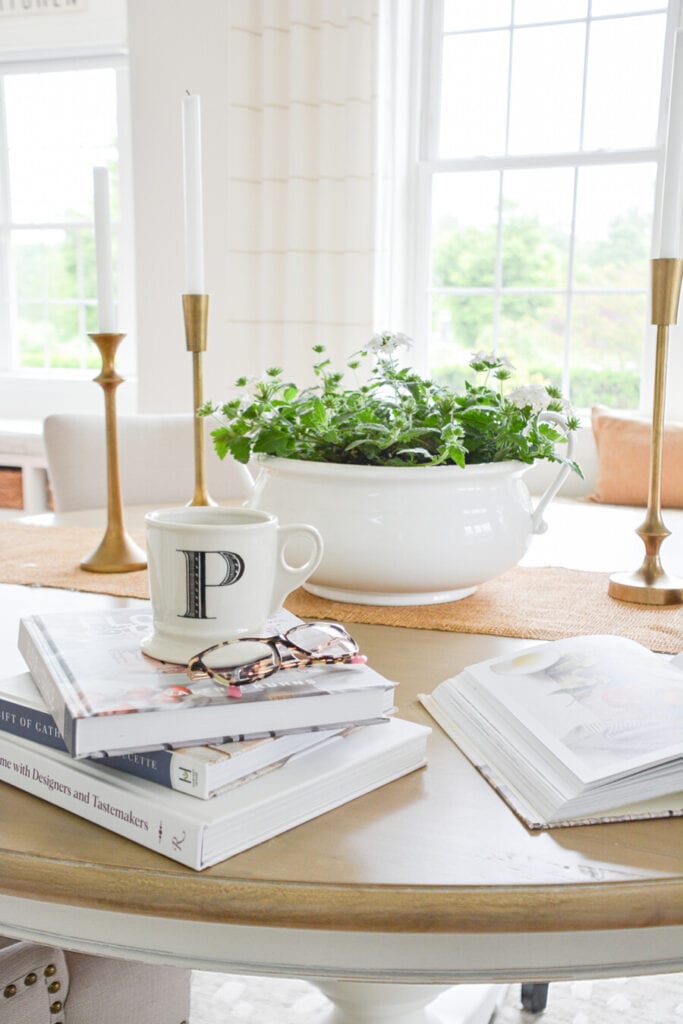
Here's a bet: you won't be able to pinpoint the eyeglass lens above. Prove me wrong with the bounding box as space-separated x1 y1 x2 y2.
201 639 277 678
285 622 357 657
197 623 358 685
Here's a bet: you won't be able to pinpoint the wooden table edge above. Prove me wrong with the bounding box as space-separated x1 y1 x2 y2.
1 850 681 933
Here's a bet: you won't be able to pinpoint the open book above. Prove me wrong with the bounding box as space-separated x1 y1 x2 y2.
419 634 683 829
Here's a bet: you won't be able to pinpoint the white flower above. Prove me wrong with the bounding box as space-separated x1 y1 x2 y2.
367 331 413 355
508 384 552 415
470 351 514 372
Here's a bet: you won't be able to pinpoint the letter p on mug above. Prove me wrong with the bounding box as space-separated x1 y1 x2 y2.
141 507 323 664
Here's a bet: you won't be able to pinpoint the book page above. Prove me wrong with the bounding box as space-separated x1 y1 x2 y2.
464 635 683 785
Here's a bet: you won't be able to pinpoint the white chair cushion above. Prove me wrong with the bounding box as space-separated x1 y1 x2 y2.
44 413 253 512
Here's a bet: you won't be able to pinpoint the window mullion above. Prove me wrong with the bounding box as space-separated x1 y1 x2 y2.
0 77 12 374
415 162 433 376
493 168 504 353
423 147 660 173
76 228 86 370
561 1 594 398
418 0 444 374
442 8 667 38
563 167 580 401
492 8 516 354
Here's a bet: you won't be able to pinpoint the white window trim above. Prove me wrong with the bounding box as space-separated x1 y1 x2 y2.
0 49 137 420
389 0 683 418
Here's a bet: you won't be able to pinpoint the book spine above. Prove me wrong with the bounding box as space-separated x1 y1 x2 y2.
0 698 213 797
91 749 178 792
17 620 76 752
100 750 210 799
0 735 203 869
0 697 68 752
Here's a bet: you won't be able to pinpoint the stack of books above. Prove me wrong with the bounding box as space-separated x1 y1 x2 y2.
0 606 429 869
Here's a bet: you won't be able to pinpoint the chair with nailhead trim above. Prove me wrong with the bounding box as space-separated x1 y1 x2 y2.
0 936 190 1024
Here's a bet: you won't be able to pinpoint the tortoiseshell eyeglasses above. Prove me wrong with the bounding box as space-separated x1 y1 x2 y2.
186 621 365 694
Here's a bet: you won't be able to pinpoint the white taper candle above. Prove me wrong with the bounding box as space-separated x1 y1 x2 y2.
659 30 683 257
93 166 116 332
182 93 206 293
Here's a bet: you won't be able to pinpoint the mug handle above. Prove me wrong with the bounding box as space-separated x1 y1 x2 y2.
271 522 324 611
531 411 577 536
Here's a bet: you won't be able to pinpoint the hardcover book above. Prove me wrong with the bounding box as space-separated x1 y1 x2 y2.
0 717 430 869
419 634 683 829
0 672 348 799
18 607 395 759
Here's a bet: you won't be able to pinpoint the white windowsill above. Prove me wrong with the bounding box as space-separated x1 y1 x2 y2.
0 373 139 420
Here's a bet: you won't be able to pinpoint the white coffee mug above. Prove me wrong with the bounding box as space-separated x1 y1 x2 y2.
141 506 323 664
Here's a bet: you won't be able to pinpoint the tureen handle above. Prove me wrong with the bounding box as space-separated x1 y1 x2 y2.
531 412 577 535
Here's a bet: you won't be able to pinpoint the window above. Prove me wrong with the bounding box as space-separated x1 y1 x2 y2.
413 0 678 410
0 56 134 417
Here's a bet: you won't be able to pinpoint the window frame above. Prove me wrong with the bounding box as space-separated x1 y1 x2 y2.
0 50 136 420
406 0 683 413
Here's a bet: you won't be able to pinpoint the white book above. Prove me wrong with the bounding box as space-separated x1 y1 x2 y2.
0 672 350 800
18 606 395 759
419 635 683 828
0 718 430 869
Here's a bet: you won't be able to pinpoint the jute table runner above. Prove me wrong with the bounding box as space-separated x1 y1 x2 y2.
1 521 681 653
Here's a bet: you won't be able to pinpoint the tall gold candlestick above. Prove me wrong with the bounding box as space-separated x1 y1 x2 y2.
182 293 214 506
81 333 147 573
608 258 683 605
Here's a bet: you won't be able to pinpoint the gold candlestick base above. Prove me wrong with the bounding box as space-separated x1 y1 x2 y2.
608 504 683 604
608 568 683 606
80 333 147 574
182 294 215 506
608 258 683 606
81 527 148 574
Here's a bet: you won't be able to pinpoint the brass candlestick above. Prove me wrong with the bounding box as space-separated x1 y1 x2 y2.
608 257 683 605
81 333 147 573
182 293 215 506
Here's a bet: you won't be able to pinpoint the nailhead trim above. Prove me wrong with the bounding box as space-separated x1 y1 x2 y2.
44 964 57 977
24 972 38 985
50 999 63 1013
48 980 61 994
3 983 17 998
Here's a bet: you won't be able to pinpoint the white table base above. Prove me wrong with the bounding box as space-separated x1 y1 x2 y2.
312 981 504 1024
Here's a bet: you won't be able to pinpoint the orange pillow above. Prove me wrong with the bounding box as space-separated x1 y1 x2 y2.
590 406 683 508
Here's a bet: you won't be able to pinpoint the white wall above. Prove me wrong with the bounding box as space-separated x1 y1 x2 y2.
0 0 125 55
127 0 231 415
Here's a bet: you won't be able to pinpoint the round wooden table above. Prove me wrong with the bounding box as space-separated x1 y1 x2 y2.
0 583 681 1024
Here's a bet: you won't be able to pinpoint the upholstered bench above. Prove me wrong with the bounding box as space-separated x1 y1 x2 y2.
0 420 49 514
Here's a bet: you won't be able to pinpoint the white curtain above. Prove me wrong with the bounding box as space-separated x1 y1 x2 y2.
224 0 383 383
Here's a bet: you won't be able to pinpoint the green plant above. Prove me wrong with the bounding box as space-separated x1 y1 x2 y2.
200 334 581 472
